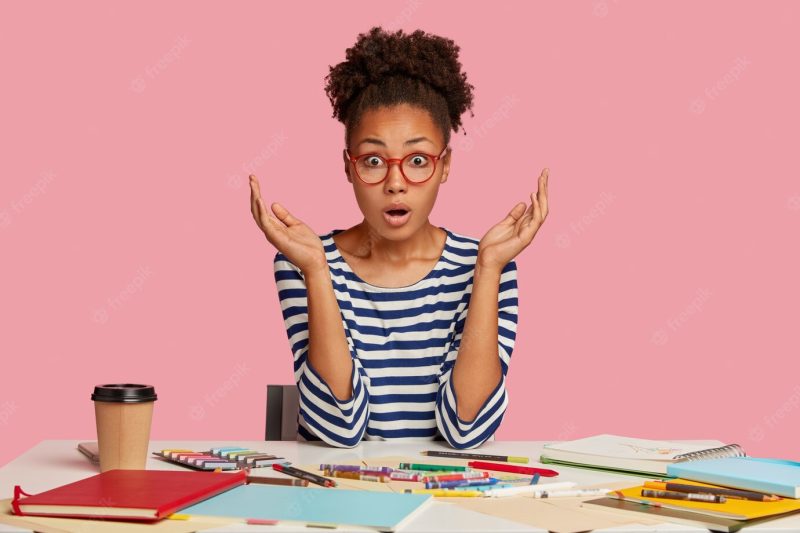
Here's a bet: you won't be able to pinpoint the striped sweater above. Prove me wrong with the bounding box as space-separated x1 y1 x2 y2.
273 227 519 449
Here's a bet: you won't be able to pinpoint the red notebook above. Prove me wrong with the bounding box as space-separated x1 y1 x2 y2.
12 469 246 521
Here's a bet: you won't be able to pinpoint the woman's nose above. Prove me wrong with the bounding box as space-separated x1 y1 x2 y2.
383 164 407 193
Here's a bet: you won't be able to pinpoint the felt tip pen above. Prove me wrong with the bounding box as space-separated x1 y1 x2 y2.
422 471 489 483
467 461 559 477
398 463 468 472
319 464 394 474
388 471 423 482
454 483 514 492
643 481 780 502
421 450 529 464
641 489 726 503
273 463 336 487
404 489 484 497
484 482 577 498
533 488 611 499
323 470 389 482
425 478 500 490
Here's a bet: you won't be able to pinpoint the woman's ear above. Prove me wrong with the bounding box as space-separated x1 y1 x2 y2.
439 147 452 184
343 149 353 183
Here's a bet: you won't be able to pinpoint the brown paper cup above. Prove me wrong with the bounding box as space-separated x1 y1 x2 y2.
91 384 157 472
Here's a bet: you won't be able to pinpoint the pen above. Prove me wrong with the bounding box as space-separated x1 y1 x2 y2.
533 488 611 499
272 463 336 488
404 489 485 497
319 464 394 474
323 470 389 482
399 463 468 472
247 475 309 487
641 489 726 503
643 481 781 502
425 478 499 489
467 461 559 477
421 450 529 464
422 471 489 483
455 483 514 492
484 482 577 498
388 471 424 482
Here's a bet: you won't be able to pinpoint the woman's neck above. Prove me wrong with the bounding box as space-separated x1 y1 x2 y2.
351 221 444 264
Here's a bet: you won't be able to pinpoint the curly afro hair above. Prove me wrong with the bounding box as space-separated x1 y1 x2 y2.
324 26 475 148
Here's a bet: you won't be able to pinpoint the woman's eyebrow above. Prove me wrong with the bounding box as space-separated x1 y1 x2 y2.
357 136 434 148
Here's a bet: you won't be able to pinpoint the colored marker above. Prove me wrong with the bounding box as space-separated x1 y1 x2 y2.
404 489 484 497
534 488 611 499
425 478 499 490
273 463 335 488
468 461 558 477
422 450 529 464
389 471 423 482
643 481 780 502
422 471 489 483
398 463 468 472
323 470 389 482
484 482 577 498
319 464 394 474
455 483 514 492
642 489 726 503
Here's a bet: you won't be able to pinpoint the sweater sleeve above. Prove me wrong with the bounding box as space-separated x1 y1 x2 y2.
273 252 369 448
435 259 519 449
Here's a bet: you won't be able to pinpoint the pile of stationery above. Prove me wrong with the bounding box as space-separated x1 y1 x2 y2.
6 436 800 533
153 446 286 470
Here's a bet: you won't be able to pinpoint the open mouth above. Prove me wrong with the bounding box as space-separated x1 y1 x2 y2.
383 208 411 227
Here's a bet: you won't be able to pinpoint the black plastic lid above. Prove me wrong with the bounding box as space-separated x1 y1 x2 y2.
91 384 157 403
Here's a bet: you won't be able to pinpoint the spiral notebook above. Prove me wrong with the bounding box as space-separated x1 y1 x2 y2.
540 434 746 476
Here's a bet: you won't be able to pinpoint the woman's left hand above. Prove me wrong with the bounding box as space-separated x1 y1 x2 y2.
477 168 549 271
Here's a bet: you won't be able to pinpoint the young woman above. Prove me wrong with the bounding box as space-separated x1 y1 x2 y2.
249 27 549 449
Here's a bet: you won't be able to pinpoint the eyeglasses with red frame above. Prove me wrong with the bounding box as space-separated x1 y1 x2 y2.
345 146 449 185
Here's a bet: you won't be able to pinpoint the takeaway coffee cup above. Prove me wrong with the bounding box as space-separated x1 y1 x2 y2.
91 384 157 472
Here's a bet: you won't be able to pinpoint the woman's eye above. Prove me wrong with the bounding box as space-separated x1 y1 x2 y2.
409 155 430 166
365 156 383 167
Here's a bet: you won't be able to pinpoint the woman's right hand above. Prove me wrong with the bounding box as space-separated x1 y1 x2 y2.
249 174 328 274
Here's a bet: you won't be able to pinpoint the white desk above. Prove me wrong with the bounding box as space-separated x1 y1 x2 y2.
1 440 798 532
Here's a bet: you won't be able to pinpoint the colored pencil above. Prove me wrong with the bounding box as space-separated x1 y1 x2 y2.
273 463 335 487
422 450 529 464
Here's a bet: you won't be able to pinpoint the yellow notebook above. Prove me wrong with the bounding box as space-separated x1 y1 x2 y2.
609 479 800 520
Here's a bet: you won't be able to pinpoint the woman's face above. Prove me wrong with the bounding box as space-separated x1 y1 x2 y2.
343 103 451 241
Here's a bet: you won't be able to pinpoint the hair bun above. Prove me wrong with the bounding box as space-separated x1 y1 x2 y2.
325 26 475 137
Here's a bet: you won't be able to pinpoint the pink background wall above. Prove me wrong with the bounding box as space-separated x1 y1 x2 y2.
2 1 799 466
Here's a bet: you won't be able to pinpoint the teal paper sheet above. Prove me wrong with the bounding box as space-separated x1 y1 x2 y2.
667 457 800 498
182 483 431 531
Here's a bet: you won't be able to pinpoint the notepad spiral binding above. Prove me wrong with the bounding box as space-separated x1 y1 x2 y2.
673 443 746 462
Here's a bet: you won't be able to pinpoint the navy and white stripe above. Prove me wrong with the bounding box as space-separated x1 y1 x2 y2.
273 228 519 449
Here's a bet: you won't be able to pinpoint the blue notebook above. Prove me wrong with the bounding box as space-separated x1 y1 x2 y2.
667 457 800 498
181 484 432 531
